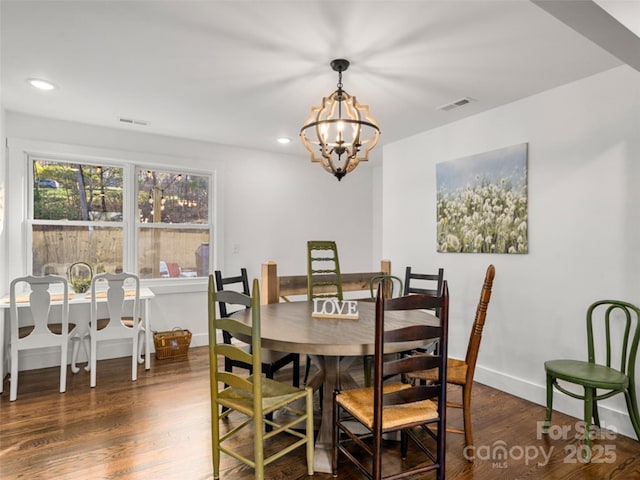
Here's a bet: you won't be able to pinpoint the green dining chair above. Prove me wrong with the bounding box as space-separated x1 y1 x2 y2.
543 299 640 461
305 240 343 387
369 274 404 300
307 240 343 301
208 276 314 480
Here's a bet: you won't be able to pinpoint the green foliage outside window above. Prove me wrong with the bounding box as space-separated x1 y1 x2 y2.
33 161 123 221
31 160 211 279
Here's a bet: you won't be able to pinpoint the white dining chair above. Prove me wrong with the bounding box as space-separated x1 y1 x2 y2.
9 275 74 401
89 272 142 387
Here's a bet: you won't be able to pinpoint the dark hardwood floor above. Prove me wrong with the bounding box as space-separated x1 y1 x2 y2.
1 347 639 479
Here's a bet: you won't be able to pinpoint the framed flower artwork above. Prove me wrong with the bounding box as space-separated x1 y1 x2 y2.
436 143 528 254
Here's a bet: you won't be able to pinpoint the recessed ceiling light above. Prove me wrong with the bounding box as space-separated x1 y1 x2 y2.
277 137 292 144
27 78 57 91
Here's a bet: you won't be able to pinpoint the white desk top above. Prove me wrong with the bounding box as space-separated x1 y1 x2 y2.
0 287 155 308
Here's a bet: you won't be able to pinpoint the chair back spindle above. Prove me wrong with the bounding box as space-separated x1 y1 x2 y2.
464 264 495 378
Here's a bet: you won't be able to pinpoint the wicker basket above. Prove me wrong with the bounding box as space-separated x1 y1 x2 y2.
153 329 192 360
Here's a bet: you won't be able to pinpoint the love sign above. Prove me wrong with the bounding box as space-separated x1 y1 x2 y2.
311 298 359 319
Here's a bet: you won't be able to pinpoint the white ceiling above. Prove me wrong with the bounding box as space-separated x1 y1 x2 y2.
1 1 638 163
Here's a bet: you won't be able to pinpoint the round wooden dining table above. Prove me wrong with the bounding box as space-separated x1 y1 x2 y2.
232 299 439 473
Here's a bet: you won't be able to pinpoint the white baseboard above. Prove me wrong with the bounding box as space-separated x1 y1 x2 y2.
14 340 149 371
191 331 210 348
474 365 638 440
13 332 212 373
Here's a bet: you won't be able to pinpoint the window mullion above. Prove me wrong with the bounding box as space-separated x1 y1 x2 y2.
125 163 137 274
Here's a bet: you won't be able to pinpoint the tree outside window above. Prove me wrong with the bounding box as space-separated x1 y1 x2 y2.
30 160 212 280
137 169 210 279
31 160 124 277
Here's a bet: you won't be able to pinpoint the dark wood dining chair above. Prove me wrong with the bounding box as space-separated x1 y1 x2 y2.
407 264 495 456
333 282 449 480
214 268 300 387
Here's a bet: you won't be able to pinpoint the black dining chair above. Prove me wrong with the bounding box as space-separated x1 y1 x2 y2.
404 266 445 355
214 268 300 387
404 266 444 315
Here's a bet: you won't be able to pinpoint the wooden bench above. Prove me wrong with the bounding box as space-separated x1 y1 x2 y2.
260 260 392 304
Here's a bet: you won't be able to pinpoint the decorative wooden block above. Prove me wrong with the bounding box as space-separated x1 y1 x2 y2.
312 299 359 320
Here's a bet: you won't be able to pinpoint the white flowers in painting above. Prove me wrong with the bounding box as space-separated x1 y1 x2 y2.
436 144 528 254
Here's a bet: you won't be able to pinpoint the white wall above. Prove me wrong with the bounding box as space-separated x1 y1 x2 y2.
382 65 640 438
0 106 6 360
4 113 375 363
0 107 6 296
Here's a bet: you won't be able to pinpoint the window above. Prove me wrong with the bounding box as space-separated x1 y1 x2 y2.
31 159 124 277
137 169 210 279
29 158 212 280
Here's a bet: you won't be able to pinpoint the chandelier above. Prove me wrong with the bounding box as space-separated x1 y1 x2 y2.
300 59 380 181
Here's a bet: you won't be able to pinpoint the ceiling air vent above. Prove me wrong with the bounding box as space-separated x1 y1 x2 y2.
437 97 473 111
118 117 149 126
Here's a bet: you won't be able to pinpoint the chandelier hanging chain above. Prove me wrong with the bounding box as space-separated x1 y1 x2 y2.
336 71 343 120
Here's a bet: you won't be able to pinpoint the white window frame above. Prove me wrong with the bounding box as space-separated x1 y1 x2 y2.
28 155 129 277
134 166 212 280
6 138 217 292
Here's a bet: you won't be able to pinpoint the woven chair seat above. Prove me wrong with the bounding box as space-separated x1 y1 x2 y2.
219 376 310 416
337 382 439 430
407 357 468 385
